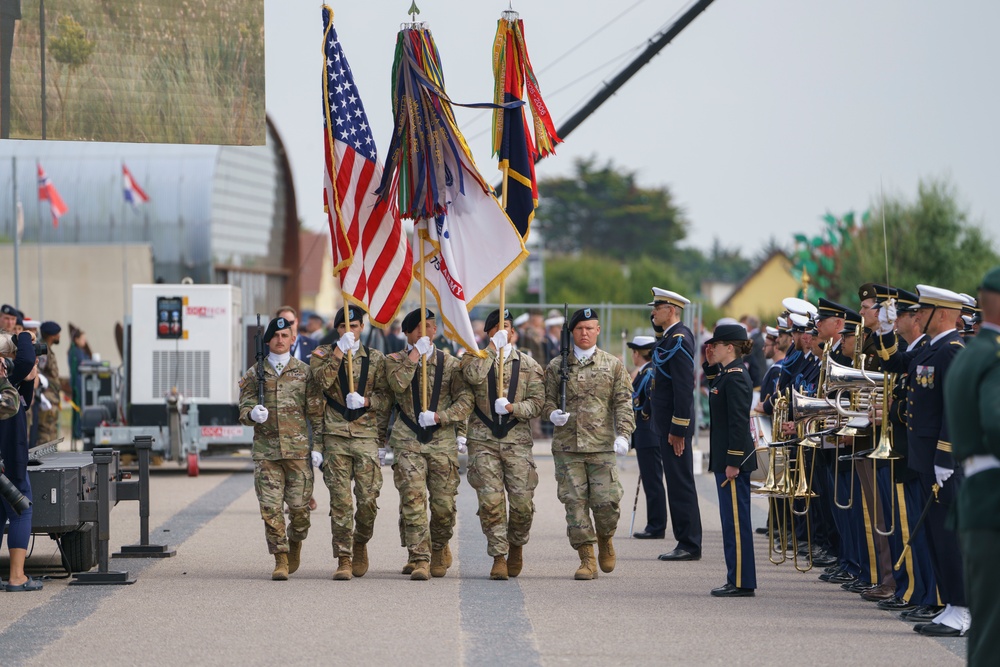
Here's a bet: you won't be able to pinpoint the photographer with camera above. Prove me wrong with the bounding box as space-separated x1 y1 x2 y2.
0 327 42 591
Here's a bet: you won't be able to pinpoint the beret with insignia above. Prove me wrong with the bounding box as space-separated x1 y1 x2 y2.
484 308 513 333
569 307 599 331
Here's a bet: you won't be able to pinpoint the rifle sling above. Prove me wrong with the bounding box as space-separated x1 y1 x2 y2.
323 348 370 422
473 354 521 439
398 350 445 444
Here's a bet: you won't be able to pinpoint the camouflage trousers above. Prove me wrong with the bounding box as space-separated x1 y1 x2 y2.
36 408 59 445
392 448 459 563
321 434 383 558
466 441 539 557
553 451 623 549
254 458 313 554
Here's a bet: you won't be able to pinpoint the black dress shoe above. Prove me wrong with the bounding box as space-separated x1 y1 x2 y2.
754 526 768 535
825 572 856 585
812 553 838 567
914 622 962 637
633 530 665 539
877 597 916 612
901 605 944 622
658 548 701 561
711 583 755 598
818 567 844 582
842 580 872 594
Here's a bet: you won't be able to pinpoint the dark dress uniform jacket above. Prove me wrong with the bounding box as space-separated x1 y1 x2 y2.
705 358 757 474
650 322 695 438
631 362 657 450
902 330 964 475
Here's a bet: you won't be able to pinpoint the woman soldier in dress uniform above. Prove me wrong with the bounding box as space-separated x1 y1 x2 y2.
703 323 757 597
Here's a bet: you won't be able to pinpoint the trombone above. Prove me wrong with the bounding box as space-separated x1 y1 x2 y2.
868 371 899 536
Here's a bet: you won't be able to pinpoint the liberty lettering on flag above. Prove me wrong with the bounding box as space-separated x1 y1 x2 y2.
37 163 68 228
322 6 411 328
493 16 561 239
379 26 528 356
122 164 150 206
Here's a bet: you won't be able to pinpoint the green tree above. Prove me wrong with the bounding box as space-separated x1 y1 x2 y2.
534 156 687 261
836 178 998 304
49 15 96 135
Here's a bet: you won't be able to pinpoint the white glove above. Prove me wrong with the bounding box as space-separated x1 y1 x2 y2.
414 336 434 358
38 374 49 390
614 436 630 455
345 392 366 410
877 300 897 335
495 397 511 415
336 331 357 354
418 410 437 428
378 447 387 466
39 393 53 411
490 329 508 351
250 405 269 424
934 464 954 487
549 409 570 427
456 436 468 454
310 450 323 468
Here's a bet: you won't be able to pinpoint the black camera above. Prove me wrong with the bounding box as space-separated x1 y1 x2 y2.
0 456 31 516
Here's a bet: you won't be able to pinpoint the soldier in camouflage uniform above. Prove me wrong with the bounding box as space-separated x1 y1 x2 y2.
310 306 391 581
385 308 473 581
239 316 323 581
461 309 544 580
544 308 634 580
36 322 62 444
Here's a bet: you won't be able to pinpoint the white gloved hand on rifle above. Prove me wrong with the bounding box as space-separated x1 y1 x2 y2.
549 409 570 427
345 392 366 410
250 405 269 424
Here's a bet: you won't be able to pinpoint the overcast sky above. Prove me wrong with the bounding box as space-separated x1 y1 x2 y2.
264 0 1000 256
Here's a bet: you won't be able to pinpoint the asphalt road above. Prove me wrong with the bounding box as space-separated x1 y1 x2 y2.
0 442 967 666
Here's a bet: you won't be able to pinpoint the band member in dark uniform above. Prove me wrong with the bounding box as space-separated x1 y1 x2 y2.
628 335 665 539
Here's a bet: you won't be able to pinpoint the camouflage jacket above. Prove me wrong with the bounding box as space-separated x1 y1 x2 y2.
0 378 20 420
461 347 544 447
310 344 391 442
39 348 61 404
543 347 635 453
385 348 473 454
238 357 323 460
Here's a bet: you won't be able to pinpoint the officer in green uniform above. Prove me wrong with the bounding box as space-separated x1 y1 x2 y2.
945 266 1000 664
461 308 544 580
239 316 324 580
310 306 391 581
543 307 634 580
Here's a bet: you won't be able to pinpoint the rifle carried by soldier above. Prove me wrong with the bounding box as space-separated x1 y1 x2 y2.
255 314 265 406
559 303 570 412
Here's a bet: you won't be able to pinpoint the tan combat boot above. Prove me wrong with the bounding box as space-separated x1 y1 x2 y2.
272 553 289 581
287 540 302 575
410 560 431 580
401 561 417 575
597 535 616 573
574 545 598 580
430 547 449 578
333 557 353 581
490 555 509 580
352 542 369 577
507 545 523 578
443 543 453 568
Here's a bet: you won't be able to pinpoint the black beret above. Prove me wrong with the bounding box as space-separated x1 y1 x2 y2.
569 307 598 331
263 316 293 343
40 321 61 336
706 324 749 345
0 304 15 316
333 305 364 330
484 308 513 333
401 308 435 334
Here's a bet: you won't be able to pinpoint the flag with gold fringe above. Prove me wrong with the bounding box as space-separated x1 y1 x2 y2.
492 13 561 238
377 24 527 355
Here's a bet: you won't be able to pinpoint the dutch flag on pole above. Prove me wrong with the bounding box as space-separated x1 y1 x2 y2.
122 164 149 206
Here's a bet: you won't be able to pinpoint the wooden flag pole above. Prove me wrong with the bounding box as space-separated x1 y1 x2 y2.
340 293 355 394
418 230 429 412
497 163 509 390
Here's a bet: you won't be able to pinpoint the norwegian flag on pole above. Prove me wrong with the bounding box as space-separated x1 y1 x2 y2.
122 163 150 206
37 163 68 227
322 7 411 328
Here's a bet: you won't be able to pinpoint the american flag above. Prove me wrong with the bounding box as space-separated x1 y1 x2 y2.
37 163 68 228
323 7 411 328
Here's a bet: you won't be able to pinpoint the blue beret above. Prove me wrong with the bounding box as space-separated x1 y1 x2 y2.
0 304 16 316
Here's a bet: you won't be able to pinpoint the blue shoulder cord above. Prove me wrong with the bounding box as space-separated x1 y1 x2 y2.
632 366 653 409
652 336 693 380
